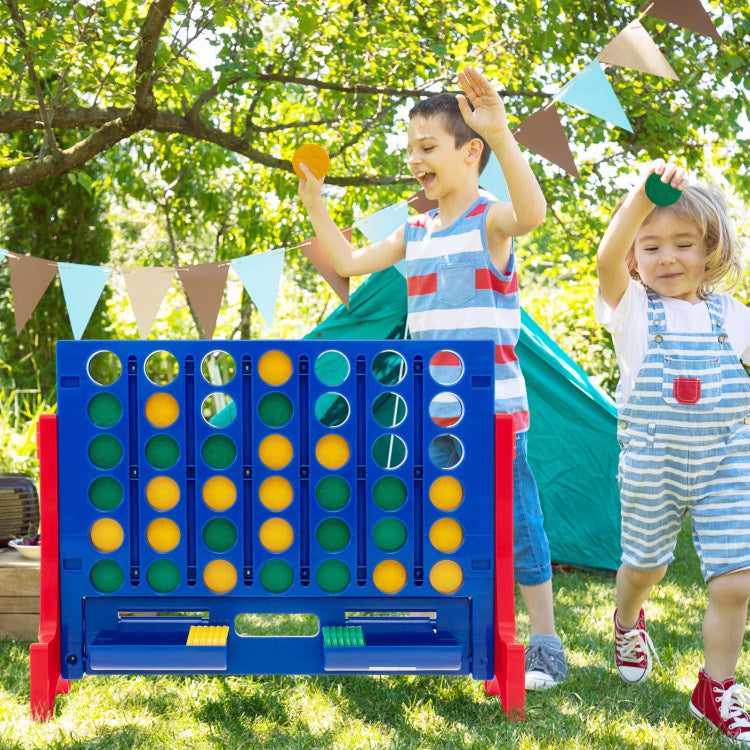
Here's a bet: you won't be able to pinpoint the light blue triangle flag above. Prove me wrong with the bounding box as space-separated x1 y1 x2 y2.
356 201 408 243
231 249 286 327
57 262 112 339
479 153 511 202
0 248 9 262
556 60 633 132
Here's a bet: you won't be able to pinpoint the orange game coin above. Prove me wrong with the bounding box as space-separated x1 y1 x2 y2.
292 143 330 180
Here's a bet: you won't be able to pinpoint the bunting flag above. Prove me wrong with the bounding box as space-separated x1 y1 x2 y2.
299 230 351 308
177 262 230 339
121 266 175 338
231 249 286 328
513 103 580 178
408 190 438 214
479 153 511 202
0 248 8 261
597 20 679 79
355 201 409 243
58 262 112 340
641 0 722 42
7 254 59 334
556 60 633 132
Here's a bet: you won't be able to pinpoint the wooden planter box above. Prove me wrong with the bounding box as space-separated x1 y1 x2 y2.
0 548 40 640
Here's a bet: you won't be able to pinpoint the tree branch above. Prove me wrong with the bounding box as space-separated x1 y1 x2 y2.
0 0 176 190
4 0 62 160
132 0 175 119
251 72 550 101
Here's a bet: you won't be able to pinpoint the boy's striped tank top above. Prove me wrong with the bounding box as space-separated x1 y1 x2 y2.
403 197 529 431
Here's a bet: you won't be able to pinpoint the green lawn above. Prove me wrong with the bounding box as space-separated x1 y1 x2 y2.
0 520 744 749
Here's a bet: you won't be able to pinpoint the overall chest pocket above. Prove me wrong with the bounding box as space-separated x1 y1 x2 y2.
437 262 475 308
662 354 722 412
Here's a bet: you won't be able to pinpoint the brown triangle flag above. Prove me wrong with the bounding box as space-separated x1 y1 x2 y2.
598 20 679 80
7 253 59 334
408 189 438 214
641 0 722 42
121 266 175 339
513 103 580 179
177 262 230 339
299 229 351 308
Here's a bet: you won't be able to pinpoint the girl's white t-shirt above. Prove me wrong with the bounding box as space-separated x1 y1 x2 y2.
595 279 750 407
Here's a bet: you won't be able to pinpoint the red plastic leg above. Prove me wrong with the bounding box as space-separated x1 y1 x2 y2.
484 414 525 718
30 415 69 721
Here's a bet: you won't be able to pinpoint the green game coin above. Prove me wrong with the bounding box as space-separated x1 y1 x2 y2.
316 559 350 593
89 476 124 511
145 434 180 470
645 171 682 206
315 476 350 511
89 435 123 470
202 434 237 469
87 392 122 428
372 476 407 511
258 392 293 428
373 518 407 552
147 559 180 593
315 518 350 553
259 560 294 593
90 560 124 593
202 518 238 553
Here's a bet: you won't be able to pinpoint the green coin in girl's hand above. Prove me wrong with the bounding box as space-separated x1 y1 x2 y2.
645 171 682 206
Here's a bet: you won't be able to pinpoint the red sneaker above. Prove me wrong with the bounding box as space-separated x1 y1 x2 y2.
614 608 659 684
689 668 750 745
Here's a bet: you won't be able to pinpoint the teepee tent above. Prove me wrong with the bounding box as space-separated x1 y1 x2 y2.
306 266 622 572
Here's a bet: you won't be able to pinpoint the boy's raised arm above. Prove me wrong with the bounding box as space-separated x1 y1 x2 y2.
596 161 687 310
297 163 405 278
457 67 546 239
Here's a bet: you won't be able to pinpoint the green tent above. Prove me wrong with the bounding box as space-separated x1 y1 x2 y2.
306 266 622 572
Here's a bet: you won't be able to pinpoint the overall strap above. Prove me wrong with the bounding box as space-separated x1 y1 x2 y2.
704 294 726 334
645 289 666 336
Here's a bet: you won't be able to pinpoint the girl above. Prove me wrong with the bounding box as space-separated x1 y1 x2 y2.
596 161 750 744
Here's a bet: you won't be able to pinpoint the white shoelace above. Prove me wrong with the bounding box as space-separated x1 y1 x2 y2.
617 627 662 668
719 683 750 730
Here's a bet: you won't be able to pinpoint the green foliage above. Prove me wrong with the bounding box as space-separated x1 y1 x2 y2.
0 147 112 394
0 381 52 477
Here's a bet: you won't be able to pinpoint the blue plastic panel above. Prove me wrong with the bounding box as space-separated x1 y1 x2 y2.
55 340 496 679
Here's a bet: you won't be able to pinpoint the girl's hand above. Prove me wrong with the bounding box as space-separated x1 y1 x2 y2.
456 67 509 138
639 160 689 196
297 162 325 205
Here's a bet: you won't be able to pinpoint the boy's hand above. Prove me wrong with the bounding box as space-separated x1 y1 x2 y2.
297 162 325 206
456 67 509 138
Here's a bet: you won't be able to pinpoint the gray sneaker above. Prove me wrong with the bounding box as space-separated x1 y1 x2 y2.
525 642 568 690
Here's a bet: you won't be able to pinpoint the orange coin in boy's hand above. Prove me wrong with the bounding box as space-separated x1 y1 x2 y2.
292 143 330 180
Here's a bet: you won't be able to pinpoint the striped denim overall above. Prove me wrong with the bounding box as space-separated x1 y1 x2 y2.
617 291 750 581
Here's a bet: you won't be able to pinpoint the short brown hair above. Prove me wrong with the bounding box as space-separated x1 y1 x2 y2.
409 93 491 173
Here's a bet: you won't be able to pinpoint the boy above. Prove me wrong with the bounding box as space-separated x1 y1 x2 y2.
297 66 567 689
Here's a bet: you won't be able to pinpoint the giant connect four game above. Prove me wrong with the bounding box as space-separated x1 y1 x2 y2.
30 340 523 719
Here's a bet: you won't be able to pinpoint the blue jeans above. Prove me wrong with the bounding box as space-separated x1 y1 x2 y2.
513 432 552 586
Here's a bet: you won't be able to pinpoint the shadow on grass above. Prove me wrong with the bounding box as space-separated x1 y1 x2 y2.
193 675 293 733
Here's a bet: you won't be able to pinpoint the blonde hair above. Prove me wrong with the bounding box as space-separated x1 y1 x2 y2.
622 183 741 299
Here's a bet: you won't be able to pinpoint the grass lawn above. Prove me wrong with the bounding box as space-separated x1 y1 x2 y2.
0 519 745 749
